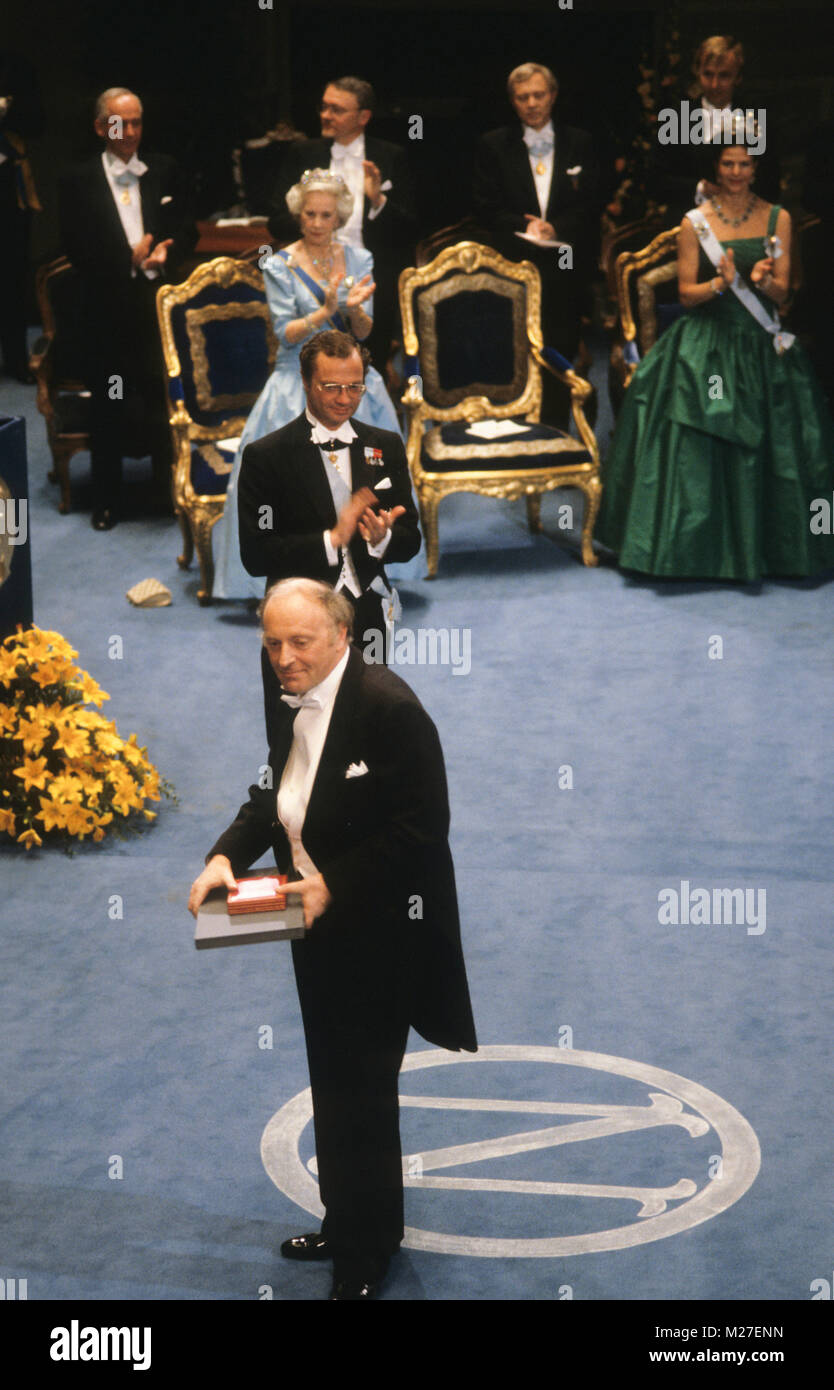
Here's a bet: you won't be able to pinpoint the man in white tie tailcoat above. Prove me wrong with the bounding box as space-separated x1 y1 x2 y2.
268 77 415 377
189 579 477 1300
58 87 195 528
473 62 599 418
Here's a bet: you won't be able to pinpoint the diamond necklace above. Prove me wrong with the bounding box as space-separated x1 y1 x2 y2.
711 193 757 228
308 240 336 280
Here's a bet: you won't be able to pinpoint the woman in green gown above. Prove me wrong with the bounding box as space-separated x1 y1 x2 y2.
596 140 834 581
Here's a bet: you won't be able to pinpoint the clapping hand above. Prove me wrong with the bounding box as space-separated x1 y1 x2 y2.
331 486 377 548
750 256 775 286
131 232 154 268
323 269 343 315
346 273 375 311
358 503 406 546
363 159 383 208
141 237 173 271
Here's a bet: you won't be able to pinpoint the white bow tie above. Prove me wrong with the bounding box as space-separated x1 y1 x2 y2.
281 691 324 710
525 132 554 157
109 154 148 180
331 143 360 162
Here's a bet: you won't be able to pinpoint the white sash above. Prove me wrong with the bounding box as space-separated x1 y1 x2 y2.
686 210 795 354
368 575 401 659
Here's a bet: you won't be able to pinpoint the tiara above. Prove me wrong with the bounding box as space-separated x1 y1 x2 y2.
299 168 348 191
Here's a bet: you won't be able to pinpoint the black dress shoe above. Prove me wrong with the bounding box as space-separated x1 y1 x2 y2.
91 509 116 531
329 1256 389 1300
280 1232 332 1261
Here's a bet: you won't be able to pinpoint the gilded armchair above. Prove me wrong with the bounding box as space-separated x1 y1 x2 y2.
608 227 681 416
155 256 276 603
397 241 602 577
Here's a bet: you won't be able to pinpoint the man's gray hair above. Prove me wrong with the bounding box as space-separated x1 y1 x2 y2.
259 579 354 639
95 87 142 122
507 63 558 98
328 75 375 114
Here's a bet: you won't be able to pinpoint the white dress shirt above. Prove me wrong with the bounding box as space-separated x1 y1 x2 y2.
276 647 350 876
329 133 386 247
306 408 391 595
101 150 158 279
523 120 555 219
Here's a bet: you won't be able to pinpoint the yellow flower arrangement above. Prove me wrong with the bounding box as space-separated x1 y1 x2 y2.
0 626 173 850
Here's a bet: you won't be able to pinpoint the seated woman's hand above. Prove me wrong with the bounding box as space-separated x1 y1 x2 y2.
323 270 343 314
346 274 375 311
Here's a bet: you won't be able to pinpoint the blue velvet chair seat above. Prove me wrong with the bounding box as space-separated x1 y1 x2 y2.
398 241 602 574
190 443 233 496
422 418 592 474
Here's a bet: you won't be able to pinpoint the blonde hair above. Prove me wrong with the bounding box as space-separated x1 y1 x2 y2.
693 35 744 82
507 63 558 99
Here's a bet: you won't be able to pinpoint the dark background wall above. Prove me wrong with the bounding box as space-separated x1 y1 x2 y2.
5 0 833 266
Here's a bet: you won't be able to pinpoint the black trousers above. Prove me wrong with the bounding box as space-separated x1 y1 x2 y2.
88 365 171 511
83 280 171 512
261 589 387 745
291 926 410 1259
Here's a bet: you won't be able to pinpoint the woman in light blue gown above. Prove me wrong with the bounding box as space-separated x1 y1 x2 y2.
213 169 402 598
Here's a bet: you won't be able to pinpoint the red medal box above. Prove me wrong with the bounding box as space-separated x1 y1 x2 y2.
227 874 287 914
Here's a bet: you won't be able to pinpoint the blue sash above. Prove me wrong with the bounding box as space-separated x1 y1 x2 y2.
277 250 349 333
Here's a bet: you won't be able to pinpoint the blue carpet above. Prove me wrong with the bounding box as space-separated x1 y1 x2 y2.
1 341 832 1302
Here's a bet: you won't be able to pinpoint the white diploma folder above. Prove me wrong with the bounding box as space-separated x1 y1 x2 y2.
195 889 306 949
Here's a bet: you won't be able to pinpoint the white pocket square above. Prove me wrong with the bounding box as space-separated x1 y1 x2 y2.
160 195 173 204
345 761 369 778
380 179 392 192
374 476 392 490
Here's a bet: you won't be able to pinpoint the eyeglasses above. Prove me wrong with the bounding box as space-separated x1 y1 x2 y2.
317 382 366 397
319 102 357 116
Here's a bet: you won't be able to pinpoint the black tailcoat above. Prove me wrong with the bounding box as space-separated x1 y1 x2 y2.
208 645 477 1255
472 121 599 364
238 412 420 592
58 151 195 375
239 409 420 738
57 153 195 504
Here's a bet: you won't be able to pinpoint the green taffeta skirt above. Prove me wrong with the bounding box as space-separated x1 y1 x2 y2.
597 237 834 581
